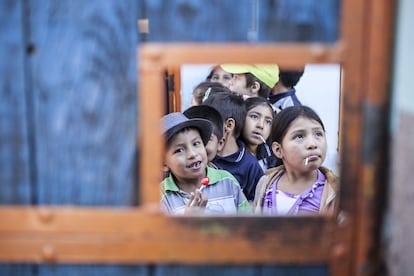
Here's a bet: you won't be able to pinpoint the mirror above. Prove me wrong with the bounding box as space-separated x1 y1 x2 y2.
159 62 341 216
179 63 341 174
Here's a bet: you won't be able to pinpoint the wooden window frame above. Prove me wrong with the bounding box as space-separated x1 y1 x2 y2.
0 0 394 275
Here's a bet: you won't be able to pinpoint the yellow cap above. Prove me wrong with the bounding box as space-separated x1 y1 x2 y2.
221 64 279 88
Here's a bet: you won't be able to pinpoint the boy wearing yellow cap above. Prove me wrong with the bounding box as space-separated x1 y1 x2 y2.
220 64 279 98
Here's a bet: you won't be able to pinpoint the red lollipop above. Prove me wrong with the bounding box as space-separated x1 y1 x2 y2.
199 177 209 191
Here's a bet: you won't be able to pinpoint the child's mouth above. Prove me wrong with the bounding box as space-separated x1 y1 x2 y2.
189 161 202 169
253 133 266 143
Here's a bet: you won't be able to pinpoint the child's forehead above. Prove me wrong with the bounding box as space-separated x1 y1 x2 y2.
288 117 323 130
247 104 274 116
233 73 246 78
169 127 201 143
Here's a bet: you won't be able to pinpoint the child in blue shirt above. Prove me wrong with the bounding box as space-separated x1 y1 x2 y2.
268 69 304 110
202 92 264 202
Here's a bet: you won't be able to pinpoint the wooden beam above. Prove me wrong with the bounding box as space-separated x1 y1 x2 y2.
0 207 335 264
139 43 344 67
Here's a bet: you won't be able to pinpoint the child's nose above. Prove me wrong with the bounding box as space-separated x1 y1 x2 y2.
186 147 197 158
306 136 318 148
257 118 265 128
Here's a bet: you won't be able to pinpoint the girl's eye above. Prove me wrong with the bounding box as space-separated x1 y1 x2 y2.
294 134 304 140
211 75 219 80
223 75 232 81
315 131 325 137
249 114 259 120
265 119 272 125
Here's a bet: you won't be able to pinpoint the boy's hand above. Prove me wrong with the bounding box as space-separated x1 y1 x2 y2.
184 190 208 214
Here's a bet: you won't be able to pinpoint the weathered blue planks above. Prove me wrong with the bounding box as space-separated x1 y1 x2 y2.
153 264 327 276
0 0 32 204
28 0 139 205
143 0 340 43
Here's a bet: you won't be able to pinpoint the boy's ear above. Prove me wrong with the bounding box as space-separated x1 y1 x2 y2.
272 141 283 158
217 137 226 152
224 118 235 133
249 81 260 96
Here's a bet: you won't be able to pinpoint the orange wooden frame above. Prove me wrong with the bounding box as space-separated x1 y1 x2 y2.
0 0 394 275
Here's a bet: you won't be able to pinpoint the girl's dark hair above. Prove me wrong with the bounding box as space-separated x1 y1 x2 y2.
271 105 325 143
202 92 246 138
184 105 224 140
270 105 325 167
244 96 275 114
206 65 232 81
279 70 304 88
192 81 231 105
245 73 272 98
206 65 219 81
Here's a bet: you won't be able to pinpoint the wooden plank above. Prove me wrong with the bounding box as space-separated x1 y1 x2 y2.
356 0 395 274
139 43 344 67
330 0 367 275
138 42 344 205
0 207 335 264
0 0 32 204
28 0 139 205
138 52 165 205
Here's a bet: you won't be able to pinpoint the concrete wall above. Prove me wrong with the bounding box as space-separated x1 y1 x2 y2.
386 0 414 274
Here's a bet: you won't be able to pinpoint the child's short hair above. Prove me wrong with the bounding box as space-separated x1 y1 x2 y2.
279 70 304 88
244 96 275 115
192 81 231 105
161 112 213 145
202 92 246 138
183 105 224 140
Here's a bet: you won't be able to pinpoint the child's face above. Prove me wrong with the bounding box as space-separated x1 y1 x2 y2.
273 117 327 171
210 67 232 88
205 133 219 162
243 104 273 147
191 91 200 106
228 74 252 96
164 128 208 181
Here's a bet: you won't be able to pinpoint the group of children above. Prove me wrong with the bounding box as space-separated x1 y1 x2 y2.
160 64 339 216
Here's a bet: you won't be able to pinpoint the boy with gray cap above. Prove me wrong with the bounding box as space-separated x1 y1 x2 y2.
160 112 251 215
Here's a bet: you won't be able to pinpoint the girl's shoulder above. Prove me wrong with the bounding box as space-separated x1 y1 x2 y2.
264 165 285 177
319 166 340 192
256 166 285 191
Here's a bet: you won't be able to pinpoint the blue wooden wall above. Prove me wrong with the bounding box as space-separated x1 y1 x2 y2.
0 0 338 274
